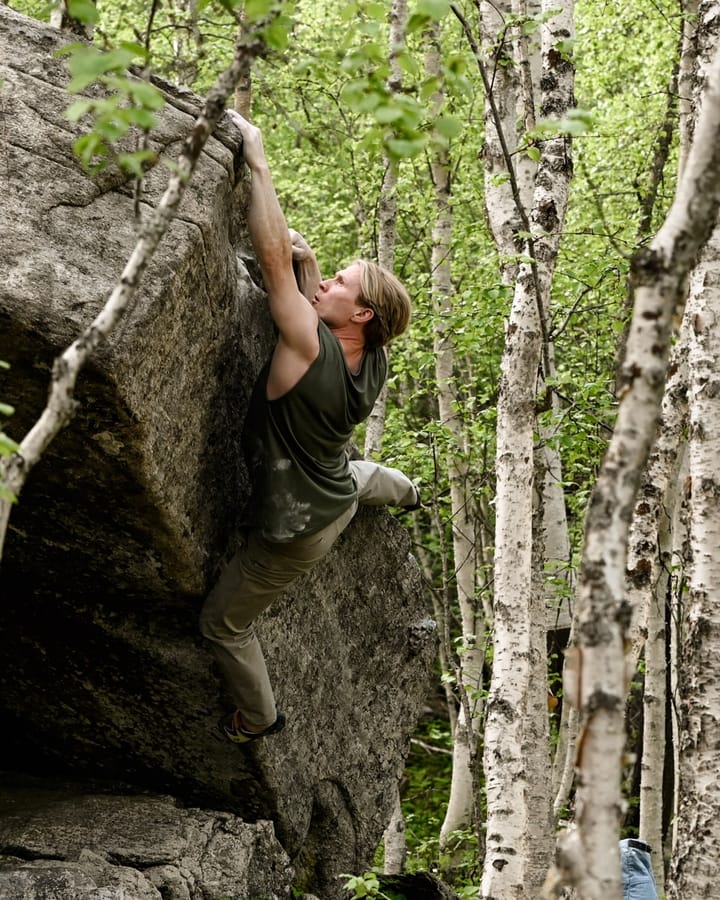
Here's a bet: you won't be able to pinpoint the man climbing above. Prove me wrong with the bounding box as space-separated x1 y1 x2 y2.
199 110 419 744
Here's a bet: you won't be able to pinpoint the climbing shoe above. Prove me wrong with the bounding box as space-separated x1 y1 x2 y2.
219 710 286 744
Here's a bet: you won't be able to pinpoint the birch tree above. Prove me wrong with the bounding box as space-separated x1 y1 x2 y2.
462 1 574 895
364 0 407 460
546 34 720 900
427 16 484 855
625 9 698 887
625 325 689 896
667 213 720 900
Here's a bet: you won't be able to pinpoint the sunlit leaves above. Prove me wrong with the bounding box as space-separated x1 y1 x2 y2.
57 41 164 174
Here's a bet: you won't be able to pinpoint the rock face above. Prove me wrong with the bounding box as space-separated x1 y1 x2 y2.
0 8 436 899
0 774 294 900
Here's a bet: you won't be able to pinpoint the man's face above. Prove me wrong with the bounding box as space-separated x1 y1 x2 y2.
312 263 368 328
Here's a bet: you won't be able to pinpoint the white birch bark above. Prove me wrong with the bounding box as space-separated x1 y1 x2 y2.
364 0 406 460
480 0 525 277
481 2 575 895
481 211 538 900
375 1 409 870
382 781 407 875
423 18 484 850
627 322 689 896
552 698 579 822
525 465 554 894
544 37 720 900
0 19 273 559
667 229 720 898
678 0 700 176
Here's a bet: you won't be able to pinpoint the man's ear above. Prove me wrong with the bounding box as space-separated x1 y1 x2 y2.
352 306 374 323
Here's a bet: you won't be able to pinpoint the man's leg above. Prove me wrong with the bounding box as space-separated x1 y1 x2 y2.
349 459 419 508
199 500 358 732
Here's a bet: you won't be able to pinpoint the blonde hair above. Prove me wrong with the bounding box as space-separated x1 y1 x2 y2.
355 259 412 349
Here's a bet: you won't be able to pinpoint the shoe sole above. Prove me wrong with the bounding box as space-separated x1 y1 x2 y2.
219 711 286 744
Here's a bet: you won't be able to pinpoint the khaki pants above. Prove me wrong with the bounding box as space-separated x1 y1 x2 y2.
199 461 416 729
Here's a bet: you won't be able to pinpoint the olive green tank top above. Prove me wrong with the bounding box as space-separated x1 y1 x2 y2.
244 321 387 542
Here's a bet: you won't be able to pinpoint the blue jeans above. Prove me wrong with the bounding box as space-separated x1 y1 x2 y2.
620 839 659 900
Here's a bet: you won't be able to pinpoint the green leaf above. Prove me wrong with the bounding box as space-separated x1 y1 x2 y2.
0 403 14 417
416 0 450 19
365 1 389 19
262 15 294 50
126 107 158 130
373 104 403 124
434 115 463 139
64 98 95 122
526 144 541 162
73 132 109 172
94 118 129 141
396 49 420 77
67 0 99 25
386 135 427 158
339 2 359 22
118 40 149 59
407 13 431 33
0 431 19 453
244 0 275 20
340 78 372 107
54 41 86 59
66 46 137 93
117 149 158 176
125 80 165 109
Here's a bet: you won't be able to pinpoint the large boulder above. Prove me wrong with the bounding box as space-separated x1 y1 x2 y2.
0 8 436 899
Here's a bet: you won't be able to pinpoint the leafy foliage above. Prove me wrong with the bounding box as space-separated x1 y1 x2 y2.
58 40 165 174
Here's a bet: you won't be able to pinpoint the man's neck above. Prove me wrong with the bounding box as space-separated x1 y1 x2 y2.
331 324 367 373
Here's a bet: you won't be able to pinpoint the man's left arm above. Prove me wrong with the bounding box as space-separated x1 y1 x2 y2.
290 229 322 302
227 110 319 363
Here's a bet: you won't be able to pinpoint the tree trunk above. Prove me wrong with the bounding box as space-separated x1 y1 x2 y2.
667 226 720 897
423 17 484 854
546 35 720 900
383 782 407 875
364 0 406 461
668 443 689 866
481 1 575 894
627 322 689 897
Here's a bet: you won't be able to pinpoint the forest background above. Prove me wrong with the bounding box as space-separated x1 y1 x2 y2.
3 0 717 899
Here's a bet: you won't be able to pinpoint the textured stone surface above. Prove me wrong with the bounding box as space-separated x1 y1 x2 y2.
0 8 436 899
0 775 293 899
